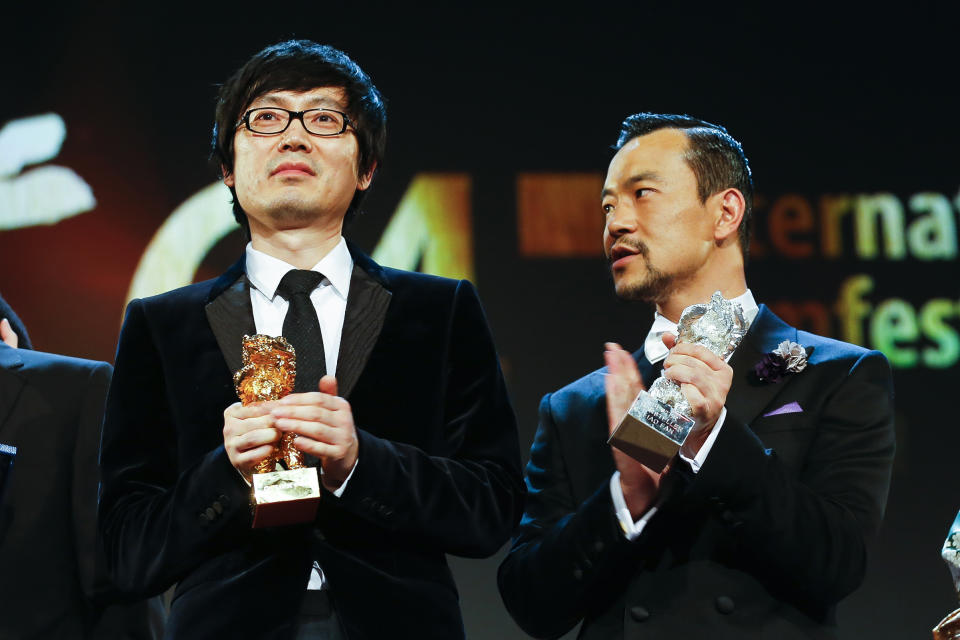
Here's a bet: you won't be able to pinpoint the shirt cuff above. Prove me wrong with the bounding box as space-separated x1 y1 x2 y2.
679 406 726 473
321 458 358 497
610 471 658 541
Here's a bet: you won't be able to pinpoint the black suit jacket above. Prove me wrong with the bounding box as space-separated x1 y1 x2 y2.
498 305 895 639
98 244 524 639
0 344 161 639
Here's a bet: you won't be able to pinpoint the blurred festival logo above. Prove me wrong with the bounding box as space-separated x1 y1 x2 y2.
0 114 95 229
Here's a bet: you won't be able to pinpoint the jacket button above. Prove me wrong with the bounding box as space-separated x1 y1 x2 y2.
715 595 735 614
205 507 217 520
212 501 224 514
593 540 604 553
572 568 583 580
218 494 231 507
629 605 650 622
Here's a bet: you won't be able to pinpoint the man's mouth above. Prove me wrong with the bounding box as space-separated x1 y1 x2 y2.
609 243 642 268
271 162 316 177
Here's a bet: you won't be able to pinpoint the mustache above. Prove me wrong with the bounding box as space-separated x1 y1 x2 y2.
609 239 649 260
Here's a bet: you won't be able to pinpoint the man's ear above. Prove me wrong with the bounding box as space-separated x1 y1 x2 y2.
714 188 745 243
222 164 235 188
357 162 377 192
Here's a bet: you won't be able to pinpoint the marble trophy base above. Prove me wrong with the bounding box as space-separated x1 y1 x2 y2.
608 390 695 472
251 466 321 528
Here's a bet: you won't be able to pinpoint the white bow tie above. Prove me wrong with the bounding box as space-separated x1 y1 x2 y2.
643 314 677 364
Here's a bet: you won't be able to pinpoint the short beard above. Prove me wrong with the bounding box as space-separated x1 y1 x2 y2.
614 254 673 304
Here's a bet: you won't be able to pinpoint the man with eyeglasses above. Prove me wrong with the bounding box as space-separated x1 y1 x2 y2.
98 40 523 639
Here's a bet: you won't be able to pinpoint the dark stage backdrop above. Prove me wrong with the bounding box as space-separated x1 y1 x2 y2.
1 4 957 638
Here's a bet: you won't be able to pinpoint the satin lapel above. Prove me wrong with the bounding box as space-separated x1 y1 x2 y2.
725 304 799 426
204 268 256 376
0 347 24 432
336 263 391 400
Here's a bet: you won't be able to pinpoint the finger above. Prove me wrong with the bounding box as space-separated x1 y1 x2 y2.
615 349 642 387
274 418 343 443
233 427 280 452
225 411 275 434
662 361 706 387
233 444 276 468
318 375 338 396
0 319 18 349
661 332 677 349
277 391 344 409
226 402 276 420
663 352 714 373
271 404 336 423
668 343 726 371
679 382 708 416
290 436 342 459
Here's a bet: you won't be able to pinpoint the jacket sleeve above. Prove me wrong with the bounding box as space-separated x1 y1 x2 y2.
73 360 115 602
332 280 525 558
97 299 252 597
497 392 647 639
680 349 896 608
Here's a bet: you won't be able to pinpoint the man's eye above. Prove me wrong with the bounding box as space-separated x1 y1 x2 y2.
253 111 279 121
636 188 649 198
602 203 614 215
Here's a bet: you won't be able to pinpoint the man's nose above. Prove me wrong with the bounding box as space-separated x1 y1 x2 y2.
279 118 312 151
606 204 637 237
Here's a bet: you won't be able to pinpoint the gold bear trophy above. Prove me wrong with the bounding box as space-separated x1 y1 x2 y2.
234 334 321 528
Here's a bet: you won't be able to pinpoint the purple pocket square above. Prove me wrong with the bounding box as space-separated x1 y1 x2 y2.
763 401 803 417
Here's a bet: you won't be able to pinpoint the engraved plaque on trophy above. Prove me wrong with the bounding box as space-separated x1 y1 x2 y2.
234 334 320 528
608 291 748 471
933 511 960 639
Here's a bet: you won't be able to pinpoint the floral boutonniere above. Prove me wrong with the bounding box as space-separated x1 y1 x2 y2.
753 340 809 384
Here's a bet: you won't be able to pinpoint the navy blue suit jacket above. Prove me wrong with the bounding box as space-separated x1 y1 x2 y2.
498 305 895 639
98 245 524 639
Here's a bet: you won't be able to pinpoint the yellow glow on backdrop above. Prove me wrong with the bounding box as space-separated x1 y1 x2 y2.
125 182 236 302
371 173 474 281
127 173 475 309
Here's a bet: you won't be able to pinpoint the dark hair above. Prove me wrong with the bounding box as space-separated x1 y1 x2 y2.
0 292 32 350
615 113 754 262
212 40 387 233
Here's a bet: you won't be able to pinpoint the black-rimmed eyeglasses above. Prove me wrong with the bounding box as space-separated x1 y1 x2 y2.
238 107 353 136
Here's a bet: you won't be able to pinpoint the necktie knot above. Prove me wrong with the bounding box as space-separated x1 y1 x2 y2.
277 269 324 299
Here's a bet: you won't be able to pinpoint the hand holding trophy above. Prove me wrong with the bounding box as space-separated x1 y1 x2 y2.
608 291 748 471
234 334 321 528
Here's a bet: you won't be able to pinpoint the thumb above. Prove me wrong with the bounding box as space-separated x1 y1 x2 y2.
661 332 677 350
318 375 339 396
0 319 19 349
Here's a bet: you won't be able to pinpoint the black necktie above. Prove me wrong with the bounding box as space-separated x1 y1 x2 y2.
277 269 326 393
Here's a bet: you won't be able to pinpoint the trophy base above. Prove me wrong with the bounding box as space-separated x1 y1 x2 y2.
608 391 695 472
251 467 321 528
933 607 960 640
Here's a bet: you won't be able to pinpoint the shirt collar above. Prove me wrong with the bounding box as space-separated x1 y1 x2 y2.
245 237 353 301
643 289 759 364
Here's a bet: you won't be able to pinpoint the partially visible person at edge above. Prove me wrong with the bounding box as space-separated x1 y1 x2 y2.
0 292 163 638
96 40 523 639
498 113 895 639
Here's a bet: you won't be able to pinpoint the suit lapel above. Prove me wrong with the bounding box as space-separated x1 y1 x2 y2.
204 257 256 376
725 304 799 426
338 243 392 400
0 346 24 432
633 347 659 389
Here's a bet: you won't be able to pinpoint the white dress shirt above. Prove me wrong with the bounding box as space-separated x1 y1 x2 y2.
611 290 759 540
245 238 356 588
